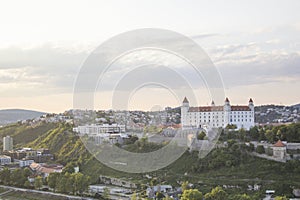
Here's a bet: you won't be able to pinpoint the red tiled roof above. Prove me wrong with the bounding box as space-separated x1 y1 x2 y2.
188 106 224 112
273 140 285 147
231 106 251 111
188 105 251 112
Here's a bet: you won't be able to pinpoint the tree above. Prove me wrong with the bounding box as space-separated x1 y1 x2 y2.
181 181 189 192
197 131 206 140
256 145 265 154
24 180 32 189
181 189 203 200
131 192 137 200
57 173 73 194
62 163 75 174
204 186 227 200
103 187 110 199
34 176 43 190
73 172 90 194
11 168 26 187
23 168 32 177
265 130 275 142
0 167 11 185
156 192 165 199
64 173 74 194
47 172 60 192
274 196 288 200
231 193 252 200
249 126 259 140
226 124 237 129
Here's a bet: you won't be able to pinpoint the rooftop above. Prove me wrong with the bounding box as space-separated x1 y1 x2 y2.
273 140 285 147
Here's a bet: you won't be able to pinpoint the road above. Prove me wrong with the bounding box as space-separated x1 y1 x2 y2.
0 185 94 200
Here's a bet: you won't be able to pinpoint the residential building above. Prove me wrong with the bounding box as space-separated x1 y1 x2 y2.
273 140 286 160
19 159 34 167
73 123 126 135
0 155 11 165
181 97 255 130
30 162 63 178
3 136 13 151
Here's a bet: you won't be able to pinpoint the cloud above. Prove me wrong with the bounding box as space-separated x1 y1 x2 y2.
0 32 299 100
0 44 89 96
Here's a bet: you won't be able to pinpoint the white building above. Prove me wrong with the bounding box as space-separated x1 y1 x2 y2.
3 136 13 151
19 159 34 167
0 155 11 165
73 124 126 135
89 133 129 145
181 97 255 130
272 140 286 160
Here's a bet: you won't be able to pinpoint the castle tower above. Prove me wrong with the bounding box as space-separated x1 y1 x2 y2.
181 97 189 129
248 98 254 111
211 100 215 106
223 97 231 127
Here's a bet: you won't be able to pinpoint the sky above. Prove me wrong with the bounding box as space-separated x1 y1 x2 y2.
0 0 299 113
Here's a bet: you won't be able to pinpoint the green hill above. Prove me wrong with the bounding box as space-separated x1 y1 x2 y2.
1 122 300 197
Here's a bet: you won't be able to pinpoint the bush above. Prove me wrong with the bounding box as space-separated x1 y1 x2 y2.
256 145 265 154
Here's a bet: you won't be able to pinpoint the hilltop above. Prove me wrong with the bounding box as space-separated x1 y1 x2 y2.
0 109 46 125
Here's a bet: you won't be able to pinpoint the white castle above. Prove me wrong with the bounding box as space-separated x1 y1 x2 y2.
181 97 255 130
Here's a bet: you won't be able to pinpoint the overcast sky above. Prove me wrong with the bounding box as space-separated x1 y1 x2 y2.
0 0 299 112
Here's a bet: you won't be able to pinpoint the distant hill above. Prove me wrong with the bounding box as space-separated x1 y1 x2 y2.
292 103 300 109
0 109 46 125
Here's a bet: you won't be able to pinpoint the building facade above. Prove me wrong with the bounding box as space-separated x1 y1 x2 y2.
73 123 126 136
181 97 255 130
272 140 286 160
0 155 11 165
3 136 13 151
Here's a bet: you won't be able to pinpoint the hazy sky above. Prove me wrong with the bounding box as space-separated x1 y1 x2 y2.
0 0 299 112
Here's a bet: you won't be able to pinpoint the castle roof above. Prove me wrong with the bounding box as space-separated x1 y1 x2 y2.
189 106 224 112
188 105 251 112
249 98 253 103
183 97 189 103
231 106 251 111
273 140 285 147
225 97 230 102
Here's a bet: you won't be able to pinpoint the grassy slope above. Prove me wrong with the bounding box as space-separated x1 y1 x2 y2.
1 122 299 197
0 122 57 149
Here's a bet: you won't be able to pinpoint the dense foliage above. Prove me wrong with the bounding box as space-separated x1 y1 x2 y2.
221 122 300 143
